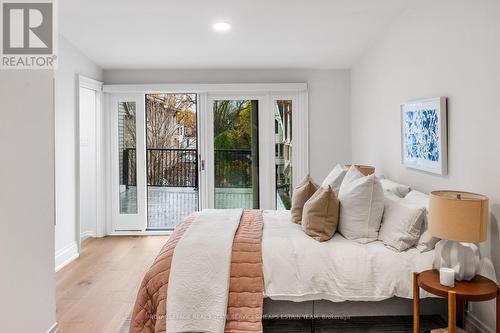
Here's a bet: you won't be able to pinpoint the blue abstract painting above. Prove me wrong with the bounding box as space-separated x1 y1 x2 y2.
401 97 447 175
404 109 440 162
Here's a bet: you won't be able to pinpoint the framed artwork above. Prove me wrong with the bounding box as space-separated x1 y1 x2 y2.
401 97 447 175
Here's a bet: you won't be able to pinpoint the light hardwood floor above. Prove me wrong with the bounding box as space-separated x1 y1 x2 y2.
56 236 168 333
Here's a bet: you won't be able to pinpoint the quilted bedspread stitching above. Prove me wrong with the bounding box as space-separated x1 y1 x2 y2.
129 210 264 333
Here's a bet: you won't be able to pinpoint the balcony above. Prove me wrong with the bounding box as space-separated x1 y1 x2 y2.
121 148 258 230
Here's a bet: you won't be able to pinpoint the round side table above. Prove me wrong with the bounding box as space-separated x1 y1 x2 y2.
413 270 499 333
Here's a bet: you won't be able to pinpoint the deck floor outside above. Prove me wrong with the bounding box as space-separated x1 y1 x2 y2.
120 186 285 229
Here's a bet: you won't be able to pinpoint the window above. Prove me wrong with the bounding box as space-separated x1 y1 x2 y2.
118 101 138 214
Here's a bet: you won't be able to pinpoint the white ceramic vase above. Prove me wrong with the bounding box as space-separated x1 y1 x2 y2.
432 239 480 281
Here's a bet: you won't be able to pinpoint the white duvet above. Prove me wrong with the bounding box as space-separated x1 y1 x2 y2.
262 210 434 302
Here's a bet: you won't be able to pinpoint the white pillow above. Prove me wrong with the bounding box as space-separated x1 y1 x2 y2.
379 179 411 198
338 166 385 243
404 190 440 252
416 230 440 252
378 193 425 252
321 164 347 195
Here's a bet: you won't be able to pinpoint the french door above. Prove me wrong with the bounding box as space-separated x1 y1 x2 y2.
110 93 200 232
110 94 147 231
106 85 308 233
203 94 274 210
144 93 199 230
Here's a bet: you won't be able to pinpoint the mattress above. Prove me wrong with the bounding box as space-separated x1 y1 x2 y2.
262 210 434 302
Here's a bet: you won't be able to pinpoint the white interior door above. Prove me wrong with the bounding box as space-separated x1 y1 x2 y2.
110 94 147 231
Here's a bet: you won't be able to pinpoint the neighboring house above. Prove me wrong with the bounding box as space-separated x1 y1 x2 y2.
275 100 293 208
119 101 137 189
176 124 197 149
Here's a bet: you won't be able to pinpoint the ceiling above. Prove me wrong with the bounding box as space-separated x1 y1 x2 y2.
60 0 413 70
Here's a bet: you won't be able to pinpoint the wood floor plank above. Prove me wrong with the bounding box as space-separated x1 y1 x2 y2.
56 236 168 333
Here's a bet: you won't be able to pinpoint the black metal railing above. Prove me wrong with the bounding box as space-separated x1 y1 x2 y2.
147 148 198 187
122 148 253 188
214 149 252 188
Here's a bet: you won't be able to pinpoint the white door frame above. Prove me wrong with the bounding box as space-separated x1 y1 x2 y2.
270 92 309 205
103 83 309 234
76 75 103 252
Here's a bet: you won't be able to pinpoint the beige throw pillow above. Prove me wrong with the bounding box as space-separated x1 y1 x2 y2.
291 175 319 224
302 185 340 242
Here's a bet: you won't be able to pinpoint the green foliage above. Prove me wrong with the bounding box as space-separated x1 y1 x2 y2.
234 104 252 148
213 100 256 188
213 100 253 149
214 131 236 149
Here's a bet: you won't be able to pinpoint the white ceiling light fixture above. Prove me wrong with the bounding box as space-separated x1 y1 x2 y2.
213 22 231 32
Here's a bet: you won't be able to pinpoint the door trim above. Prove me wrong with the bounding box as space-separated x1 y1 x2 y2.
198 92 210 210
76 75 103 253
103 83 307 94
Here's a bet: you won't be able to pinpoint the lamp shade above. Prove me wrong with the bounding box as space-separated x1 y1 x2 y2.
345 164 375 176
429 190 488 243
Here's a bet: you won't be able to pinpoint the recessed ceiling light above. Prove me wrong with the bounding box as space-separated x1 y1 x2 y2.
213 22 231 32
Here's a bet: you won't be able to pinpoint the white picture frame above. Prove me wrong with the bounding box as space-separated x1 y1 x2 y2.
401 97 447 175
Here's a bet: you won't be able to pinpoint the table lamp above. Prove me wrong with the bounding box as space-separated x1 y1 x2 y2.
429 190 489 281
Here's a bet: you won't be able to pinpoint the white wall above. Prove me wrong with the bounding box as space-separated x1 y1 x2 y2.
351 0 500 331
104 69 351 181
0 70 56 332
54 35 103 269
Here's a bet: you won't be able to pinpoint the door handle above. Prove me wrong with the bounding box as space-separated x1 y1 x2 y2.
199 154 205 171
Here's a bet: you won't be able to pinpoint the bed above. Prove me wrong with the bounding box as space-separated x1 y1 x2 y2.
261 209 446 320
129 209 446 333
263 210 435 301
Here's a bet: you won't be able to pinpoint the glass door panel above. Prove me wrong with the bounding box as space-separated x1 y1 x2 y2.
118 101 138 214
213 100 259 209
274 100 293 210
145 93 199 230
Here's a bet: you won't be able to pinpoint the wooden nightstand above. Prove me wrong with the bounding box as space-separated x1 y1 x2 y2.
413 270 499 333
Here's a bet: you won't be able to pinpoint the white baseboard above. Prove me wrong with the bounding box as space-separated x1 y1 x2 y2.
55 241 79 272
47 322 59 333
465 310 494 333
80 230 95 241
